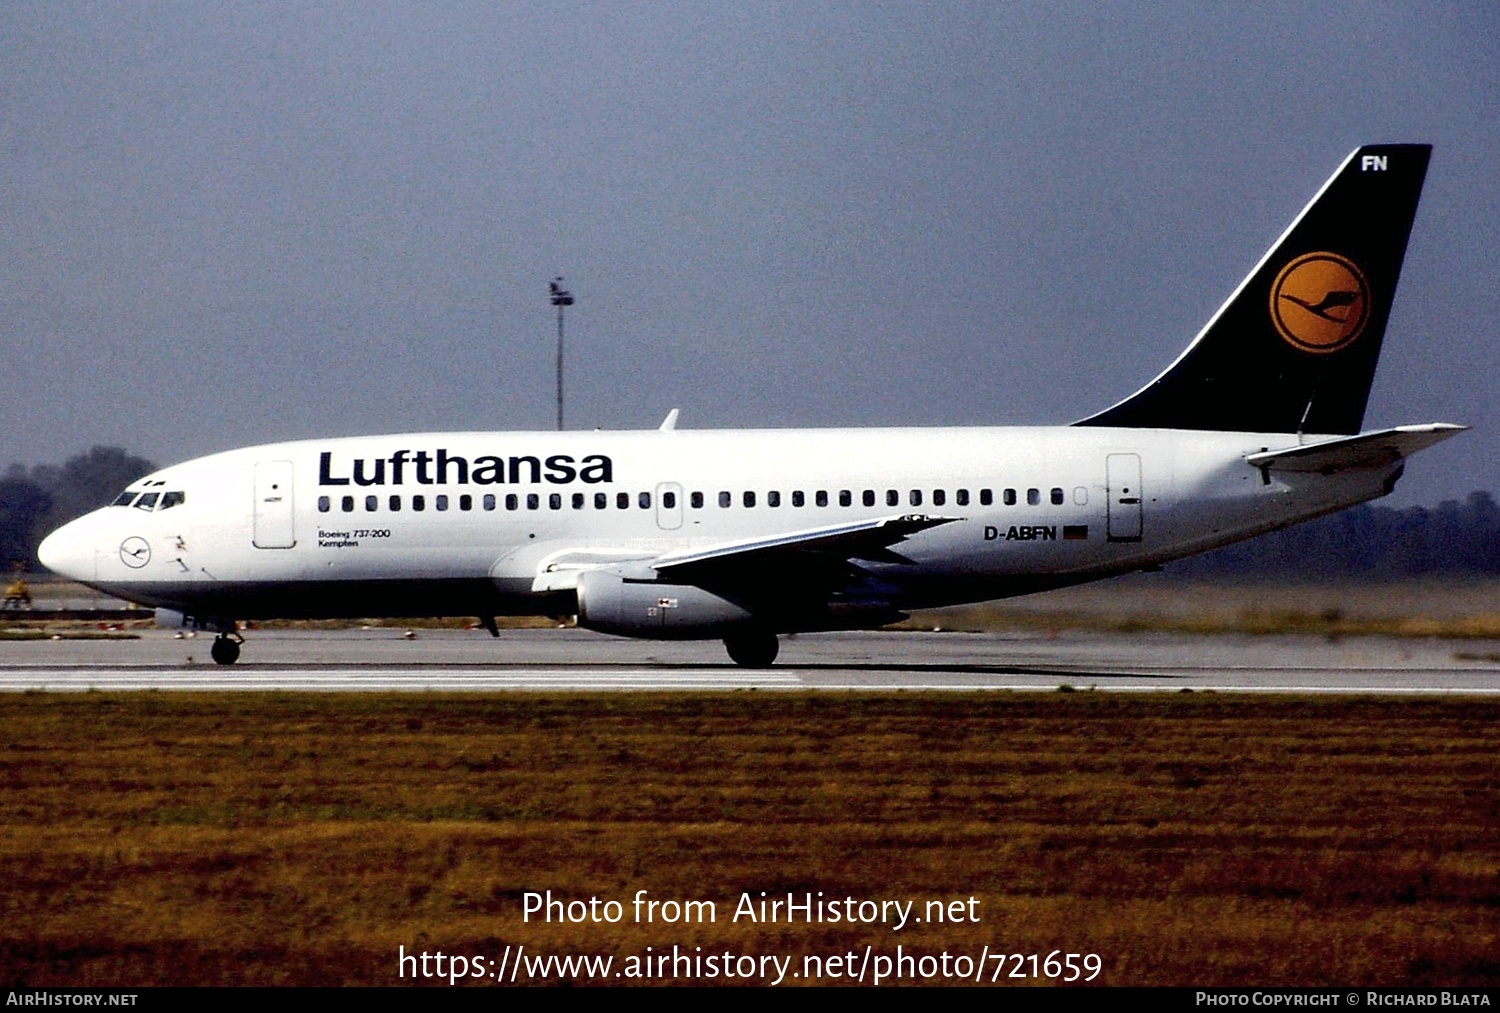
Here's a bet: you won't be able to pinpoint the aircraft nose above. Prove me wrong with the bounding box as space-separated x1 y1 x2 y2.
37 518 95 582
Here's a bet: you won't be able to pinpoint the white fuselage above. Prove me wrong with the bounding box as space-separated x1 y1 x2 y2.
38 424 1396 634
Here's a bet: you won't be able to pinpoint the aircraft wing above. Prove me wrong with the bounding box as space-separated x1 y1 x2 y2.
651 514 959 580
1246 423 1466 474
528 514 958 593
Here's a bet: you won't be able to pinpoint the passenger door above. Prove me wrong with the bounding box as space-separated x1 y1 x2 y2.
253 460 296 548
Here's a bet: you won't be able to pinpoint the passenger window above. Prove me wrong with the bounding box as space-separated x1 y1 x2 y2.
460 494 473 511
595 492 608 509
1027 488 1040 506
526 494 539 510
663 491 676 509
768 491 781 507
815 490 828 507
506 494 519 511
910 490 922 507
956 489 969 506
135 492 159 511
839 490 851 507
1051 487 1065 505
1073 486 1088 505
341 495 355 512
933 489 945 506
317 496 330 513
365 495 378 512
886 490 898 507
863 490 875 507
549 493 562 510
159 491 185 510
572 492 585 509
617 492 630 509
719 491 732 508
112 491 139 507
436 495 449 511
1002 489 1014 506
690 492 704 509
792 491 805 507
412 495 425 511
484 494 496 511
638 492 651 509
390 495 402 512
981 489 995 506
743 491 756 508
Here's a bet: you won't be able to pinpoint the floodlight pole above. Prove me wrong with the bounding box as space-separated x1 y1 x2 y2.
549 277 574 430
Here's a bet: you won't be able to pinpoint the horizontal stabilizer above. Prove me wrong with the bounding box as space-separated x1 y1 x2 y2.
1246 423 1466 474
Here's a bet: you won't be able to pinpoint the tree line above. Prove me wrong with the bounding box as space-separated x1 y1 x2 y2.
2 446 1496 580
1173 490 1500 579
2 447 157 571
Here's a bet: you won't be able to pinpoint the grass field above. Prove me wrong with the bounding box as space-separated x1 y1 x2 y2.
17 576 1500 638
1 692 1497 986
899 577 1500 638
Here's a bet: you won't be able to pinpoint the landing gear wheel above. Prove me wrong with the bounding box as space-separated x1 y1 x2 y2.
210 634 242 666
724 630 779 668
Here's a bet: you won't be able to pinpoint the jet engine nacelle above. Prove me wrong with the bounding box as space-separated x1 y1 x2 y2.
575 569 754 639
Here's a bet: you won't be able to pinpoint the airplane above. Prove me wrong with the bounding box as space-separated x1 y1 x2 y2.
38 143 1463 667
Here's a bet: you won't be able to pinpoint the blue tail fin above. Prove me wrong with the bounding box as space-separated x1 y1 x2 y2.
1076 144 1430 435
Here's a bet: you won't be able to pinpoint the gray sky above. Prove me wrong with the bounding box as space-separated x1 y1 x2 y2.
2 2 1495 507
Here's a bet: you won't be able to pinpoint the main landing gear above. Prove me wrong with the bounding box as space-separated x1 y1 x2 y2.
210 630 244 666
724 630 779 668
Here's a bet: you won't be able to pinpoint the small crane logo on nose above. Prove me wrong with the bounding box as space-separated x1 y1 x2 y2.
119 537 151 569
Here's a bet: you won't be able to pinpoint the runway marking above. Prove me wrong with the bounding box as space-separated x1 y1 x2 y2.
3 669 1500 693
0 668 801 691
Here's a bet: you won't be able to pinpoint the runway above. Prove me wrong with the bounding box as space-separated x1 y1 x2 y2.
4 627 1500 692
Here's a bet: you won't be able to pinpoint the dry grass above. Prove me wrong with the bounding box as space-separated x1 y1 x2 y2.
15 577 1500 638
1 693 1497 986
903 579 1500 638
901 605 1500 638
0 630 141 641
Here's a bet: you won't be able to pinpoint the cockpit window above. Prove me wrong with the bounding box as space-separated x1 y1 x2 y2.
134 492 160 511
112 491 139 507
159 491 185 510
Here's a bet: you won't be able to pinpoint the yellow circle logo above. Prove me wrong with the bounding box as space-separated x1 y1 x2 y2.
1269 252 1370 354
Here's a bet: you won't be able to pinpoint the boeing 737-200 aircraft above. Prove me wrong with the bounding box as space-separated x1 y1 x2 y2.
39 144 1463 666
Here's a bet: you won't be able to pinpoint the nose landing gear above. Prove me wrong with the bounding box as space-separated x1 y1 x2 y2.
210 630 244 666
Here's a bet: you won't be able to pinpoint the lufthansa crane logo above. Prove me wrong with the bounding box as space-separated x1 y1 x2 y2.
1269 252 1370 354
119 536 151 569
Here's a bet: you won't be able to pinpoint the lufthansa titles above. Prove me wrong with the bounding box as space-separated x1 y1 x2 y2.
319 450 613 488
